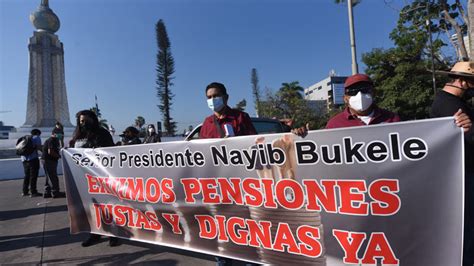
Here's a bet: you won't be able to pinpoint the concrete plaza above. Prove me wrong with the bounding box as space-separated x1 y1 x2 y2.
0 176 219 265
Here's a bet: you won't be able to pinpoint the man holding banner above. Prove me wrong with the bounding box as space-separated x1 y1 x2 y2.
200 82 257 265
292 73 400 137
325 74 400 128
431 61 474 265
200 82 256 139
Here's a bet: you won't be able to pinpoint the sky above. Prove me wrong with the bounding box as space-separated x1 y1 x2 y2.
0 0 403 134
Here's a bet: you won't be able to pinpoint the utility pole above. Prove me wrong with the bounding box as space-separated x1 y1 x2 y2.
426 1 436 95
347 0 359 74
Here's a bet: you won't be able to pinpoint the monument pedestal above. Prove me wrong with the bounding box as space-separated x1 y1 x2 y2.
9 126 75 140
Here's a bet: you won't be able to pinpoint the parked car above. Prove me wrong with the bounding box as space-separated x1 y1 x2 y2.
185 117 289 141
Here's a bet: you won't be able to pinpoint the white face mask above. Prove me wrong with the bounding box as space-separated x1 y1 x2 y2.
349 92 373 112
207 97 225 112
148 128 154 133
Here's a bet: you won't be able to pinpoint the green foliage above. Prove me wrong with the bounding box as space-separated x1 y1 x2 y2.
259 83 326 129
395 0 467 61
361 1 455 121
156 19 177 136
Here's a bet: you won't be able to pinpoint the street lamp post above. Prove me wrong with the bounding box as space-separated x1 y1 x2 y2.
426 2 437 95
347 0 359 74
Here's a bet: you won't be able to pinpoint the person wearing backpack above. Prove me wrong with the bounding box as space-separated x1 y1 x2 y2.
20 129 42 197
42 129 65 199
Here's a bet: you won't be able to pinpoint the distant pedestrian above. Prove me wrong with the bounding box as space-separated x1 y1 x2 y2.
42 129 66 198
143 124 161 144
70 110 118 247
53 121 64 148
20 129 42 197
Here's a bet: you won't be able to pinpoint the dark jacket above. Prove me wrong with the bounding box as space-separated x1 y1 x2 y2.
143 133 161 144
42 137 61 161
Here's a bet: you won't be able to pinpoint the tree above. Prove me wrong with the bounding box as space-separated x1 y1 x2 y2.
278 81 304 101
392 0 469 61
251 68 261 117
235 99 247 111
156 19 177 136
259 83 326 129
361 1 452 121
135 116 145 129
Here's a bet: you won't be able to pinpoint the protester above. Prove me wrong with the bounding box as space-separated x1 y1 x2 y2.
198 82 257 266
430 61 474 265
326 73 400 128
200 82 257 139
21 129 42 197
143 124 161 144
292 74 400 137
53 121 64 148
42 129 66 198
69 109 118 247
117 126 141 145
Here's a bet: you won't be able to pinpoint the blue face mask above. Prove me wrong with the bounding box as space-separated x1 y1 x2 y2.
207 97 225 112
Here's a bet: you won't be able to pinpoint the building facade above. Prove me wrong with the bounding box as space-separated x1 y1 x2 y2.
304 75 347 109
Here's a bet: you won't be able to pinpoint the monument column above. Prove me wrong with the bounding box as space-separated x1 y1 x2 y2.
23 0 73 128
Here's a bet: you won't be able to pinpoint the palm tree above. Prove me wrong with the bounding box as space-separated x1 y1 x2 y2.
278 81 304 100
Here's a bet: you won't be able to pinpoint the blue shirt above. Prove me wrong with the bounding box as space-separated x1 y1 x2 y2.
21 135 41 162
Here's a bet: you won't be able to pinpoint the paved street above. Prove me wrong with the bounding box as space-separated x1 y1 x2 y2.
0 176 218 265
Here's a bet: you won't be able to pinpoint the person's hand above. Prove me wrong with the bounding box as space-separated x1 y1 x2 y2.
291 123 310 138
454 108 472 132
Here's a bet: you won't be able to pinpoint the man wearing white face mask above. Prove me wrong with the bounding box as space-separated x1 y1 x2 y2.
200 82 256 139
199 82 257 266
325 74 400 129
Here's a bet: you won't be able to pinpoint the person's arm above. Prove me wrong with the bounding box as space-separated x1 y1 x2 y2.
454 109 472 132
453 109 474 145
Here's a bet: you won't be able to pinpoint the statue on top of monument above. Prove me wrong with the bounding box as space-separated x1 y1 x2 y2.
30 0 60 33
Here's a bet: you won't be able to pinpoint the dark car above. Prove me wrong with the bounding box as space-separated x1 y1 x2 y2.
185 117 289 141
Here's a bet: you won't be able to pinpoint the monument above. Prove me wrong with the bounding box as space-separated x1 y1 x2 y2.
10 0 74 139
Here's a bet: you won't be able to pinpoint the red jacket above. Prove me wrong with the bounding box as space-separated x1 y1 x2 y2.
326 106 400 129
200 108 257 139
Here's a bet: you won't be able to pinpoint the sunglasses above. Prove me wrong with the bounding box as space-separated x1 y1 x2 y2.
345 87 373 96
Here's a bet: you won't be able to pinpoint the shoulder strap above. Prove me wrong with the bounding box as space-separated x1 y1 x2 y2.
212 116 225 138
